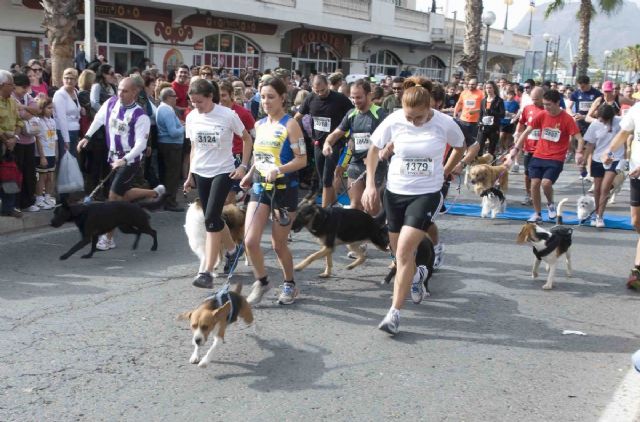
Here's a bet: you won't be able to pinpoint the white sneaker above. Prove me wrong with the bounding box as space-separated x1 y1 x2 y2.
378 308 400 335
277 282 299 305
433 243 444 270
247 280 271 305
22 205 40 212
547 203 557 220
510 163 520 174
35 196 46 208
96 235 116 251
410 265 428 304
153 184 166 198
44 195 56 206
595 216 605 228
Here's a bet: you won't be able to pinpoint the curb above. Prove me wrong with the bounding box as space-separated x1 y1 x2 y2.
0 209 54 235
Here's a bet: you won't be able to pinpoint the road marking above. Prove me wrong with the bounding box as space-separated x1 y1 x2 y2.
599 367 640 422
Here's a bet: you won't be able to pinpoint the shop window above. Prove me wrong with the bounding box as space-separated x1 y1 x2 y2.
130 32 146 46
95 19 107 43
367 50 400 76
109 22 127 45
197 33 261 75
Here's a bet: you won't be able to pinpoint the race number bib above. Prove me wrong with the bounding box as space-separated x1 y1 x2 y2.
255 151 276 174
353 132 371 152
400 158 433 177
578 101 593 112
464 99 476 108
482 116 494 125
541 127 561 143
313 117 331 133
529 129 541 140
195 128 221 149
110 118 129 136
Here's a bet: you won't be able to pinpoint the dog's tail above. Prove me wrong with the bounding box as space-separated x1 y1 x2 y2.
138 193 168 211
556 198 569 225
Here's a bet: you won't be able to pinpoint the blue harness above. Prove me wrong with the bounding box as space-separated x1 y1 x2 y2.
204 285 239 323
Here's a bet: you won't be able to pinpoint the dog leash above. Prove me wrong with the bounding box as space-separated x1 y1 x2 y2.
330 169 368 207
83 168 117 204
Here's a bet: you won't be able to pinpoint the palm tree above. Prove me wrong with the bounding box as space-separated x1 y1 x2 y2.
544 0 624 78
458 0 483 80
625 45 640 74
42 0 79 87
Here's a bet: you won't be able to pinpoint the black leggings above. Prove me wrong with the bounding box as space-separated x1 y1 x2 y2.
479 128 499 156
314 141 343 188
195 173 233 232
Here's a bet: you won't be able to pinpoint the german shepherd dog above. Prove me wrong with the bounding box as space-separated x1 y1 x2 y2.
51 196 166 260
291 204 389 278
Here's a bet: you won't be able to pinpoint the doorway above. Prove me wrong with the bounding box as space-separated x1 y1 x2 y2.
110 49 145 75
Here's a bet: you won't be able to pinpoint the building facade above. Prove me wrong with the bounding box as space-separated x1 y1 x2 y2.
0 0 531 81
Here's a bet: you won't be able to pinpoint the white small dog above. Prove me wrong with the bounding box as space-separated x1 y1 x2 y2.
576 195 596 223
479 187 506 219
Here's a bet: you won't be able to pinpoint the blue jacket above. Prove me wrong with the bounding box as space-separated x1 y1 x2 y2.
156 102 184 144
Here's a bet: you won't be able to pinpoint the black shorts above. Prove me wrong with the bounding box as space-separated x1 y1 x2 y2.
384 189 443 233
528 157 564 183
631 178 640 207
230 153 243 193
347 160 387 188
194 173 233 232
590 160 619 178
249 184 299 212
523 152 533 177
110 162 140 196
34 156 56 173
457 121 479 147
314 141 344 188
500 123 515 134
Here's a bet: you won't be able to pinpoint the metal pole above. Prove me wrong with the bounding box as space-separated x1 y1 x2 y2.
504 2 509 30
84 0 94 61
604 57 608 81
552 36 560 80
481 24 490 83
528 9 533 36
542 40 549 82
448 11 457 82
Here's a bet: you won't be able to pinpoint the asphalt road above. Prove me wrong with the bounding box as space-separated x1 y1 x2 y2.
1 167 640 421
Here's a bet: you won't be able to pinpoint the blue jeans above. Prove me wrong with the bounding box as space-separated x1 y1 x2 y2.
0 188 17 214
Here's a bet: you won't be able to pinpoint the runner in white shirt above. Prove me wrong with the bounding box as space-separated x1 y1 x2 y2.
602 102 640 290
362 77 465 335
584 104 624 228
182 79 253 289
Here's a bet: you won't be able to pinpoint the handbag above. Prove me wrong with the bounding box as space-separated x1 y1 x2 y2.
0 159 23 194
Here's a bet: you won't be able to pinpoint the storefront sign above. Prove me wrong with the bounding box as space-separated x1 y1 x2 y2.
155 22 193 44
182 14 277 36
22 0 172 23
290 29 350 57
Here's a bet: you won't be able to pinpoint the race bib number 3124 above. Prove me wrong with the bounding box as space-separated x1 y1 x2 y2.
196 130 221 149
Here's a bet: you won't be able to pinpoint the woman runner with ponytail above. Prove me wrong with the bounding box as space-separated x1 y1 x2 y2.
362 77 465 335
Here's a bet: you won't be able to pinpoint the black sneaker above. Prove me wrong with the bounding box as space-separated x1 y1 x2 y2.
223 245 242 274
192 272 213 289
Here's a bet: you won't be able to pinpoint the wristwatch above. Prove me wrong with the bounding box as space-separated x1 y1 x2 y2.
239 163 248 171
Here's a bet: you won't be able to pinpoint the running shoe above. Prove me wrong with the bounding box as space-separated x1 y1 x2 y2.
527 213 542 223
22 205 40 212
547 203 557 220
277 282 298 305
153 184 166 198
247 280 271 305
192 272 213 289
223 244 242 274
96 235 116 251
520 195 532 206
595 217 605 228
44 194 56 206
433 243 445 270
35 196 46 208
510 163 520 174
411 265 428 304
378 308 400 335
627 268 640 291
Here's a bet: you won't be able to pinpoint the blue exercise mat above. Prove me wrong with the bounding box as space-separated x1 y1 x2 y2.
444 202 633 230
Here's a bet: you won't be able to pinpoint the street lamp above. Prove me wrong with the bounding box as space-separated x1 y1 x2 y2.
603 49 612 81
542 32 552 82
528 1 535 36
504 0 514 30
481 10 496 83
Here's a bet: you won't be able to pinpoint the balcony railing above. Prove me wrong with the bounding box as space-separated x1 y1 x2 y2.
323 0 371 20
394 6 429 31
257 0 296 6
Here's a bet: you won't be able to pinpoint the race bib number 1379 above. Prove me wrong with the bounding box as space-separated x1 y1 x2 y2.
400 158 432 177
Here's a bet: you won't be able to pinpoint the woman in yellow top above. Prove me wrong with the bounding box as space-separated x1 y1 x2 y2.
240 77 307 306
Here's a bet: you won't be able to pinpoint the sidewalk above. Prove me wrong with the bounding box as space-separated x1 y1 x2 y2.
0 208 53 235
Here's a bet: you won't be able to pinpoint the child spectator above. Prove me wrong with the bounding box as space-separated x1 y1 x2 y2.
34 98 57 209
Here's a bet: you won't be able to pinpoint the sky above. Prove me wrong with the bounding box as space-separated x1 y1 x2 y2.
416 0 640 30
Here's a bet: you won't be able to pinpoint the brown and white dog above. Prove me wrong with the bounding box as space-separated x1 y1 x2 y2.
177 283 253 368
184 199 247 276
463 153 494 186
516 198 572 290
468 164 509 196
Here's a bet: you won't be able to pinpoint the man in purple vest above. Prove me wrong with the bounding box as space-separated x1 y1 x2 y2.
78 77 165 251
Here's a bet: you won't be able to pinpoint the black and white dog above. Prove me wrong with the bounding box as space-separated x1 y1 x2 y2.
480 187 506 219
516 198 572 290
